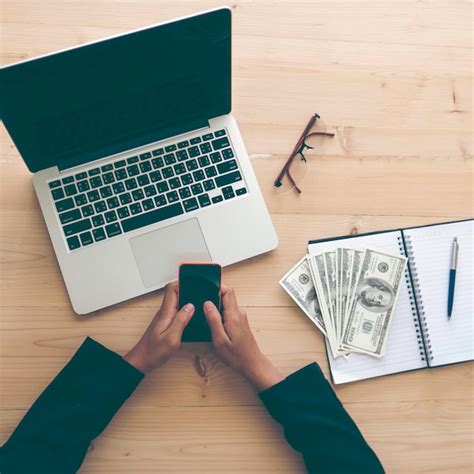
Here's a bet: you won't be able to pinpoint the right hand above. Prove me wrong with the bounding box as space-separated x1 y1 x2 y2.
203 286 284 391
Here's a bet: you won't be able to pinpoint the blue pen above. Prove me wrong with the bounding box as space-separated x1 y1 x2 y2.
447 237 459 319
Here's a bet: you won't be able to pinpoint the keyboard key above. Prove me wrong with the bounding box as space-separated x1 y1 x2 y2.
222 186 234 195
92 201 105 214
186 159 198 171
183 198 199 212
169 178 181 189
55 198 74 213
105 223 122 237
144 185 157 197
152 157 164 169
119 193 132 205
114 160 126 168
59 209 81 225
117 207 130 219
101 164 113 172
157 181 169 193
191 183 203 195
188 146 200 158
139 152 152 160
74 194 87 207
152 148 164 156
130 203 143 215
212 195 223 204
100 186 113 199
154 195 167 207
67 235 81 250
198 155 210 167
202 133 214 141
222 148 235 160
236 187 247 196
179 187 191 199
49 180 61 189
103 172 115 184
162 167 174 179
203 179 216 191
139 161 152 174
198 194 211 207
127 156 139 164
174 163 186 174
106 197 120 209
205 166 217 178
122 203 184 233
212 137 230 150
142 199 155 211
87 190 100 202
178 140 189 149
92 227 106 242
125 178 138 190
63 218 92 236
215 129 226 137
132 189 144 201
90 176 103 188
200 143 212 154
64 184 78 196
149 171 161 183
92 215 105 227
190 136 202 145
112 182 125 194
164 154 176 165
165 144 177 152
77 180 90 192
105 210 117 223
127 164 140 177
80 231 93 246
223 188 235 200
167 191 179 203
193 170 205 182
210 152 222 163
182 174 193 185
62 176 74 184
81 205 95 217
75 172 87 180
176 150 188 162
217 160 238 174
215 171 242 188
88 168 101 176
115 169 127 180
51 188 65 200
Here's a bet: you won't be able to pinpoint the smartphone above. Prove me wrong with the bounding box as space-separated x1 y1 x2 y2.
179 262 222 342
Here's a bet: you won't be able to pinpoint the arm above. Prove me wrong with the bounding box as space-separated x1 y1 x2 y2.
203 287 384 474
0 283 195 474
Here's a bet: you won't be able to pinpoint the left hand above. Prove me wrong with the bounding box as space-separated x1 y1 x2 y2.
124 282 194 374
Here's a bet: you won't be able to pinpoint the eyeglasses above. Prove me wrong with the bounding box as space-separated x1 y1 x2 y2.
274 113 335 194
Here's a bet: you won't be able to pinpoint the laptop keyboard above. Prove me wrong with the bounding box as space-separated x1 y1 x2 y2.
48 129 247 251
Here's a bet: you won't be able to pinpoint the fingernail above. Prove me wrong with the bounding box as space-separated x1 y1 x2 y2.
183 303 194 312
204 301 215 311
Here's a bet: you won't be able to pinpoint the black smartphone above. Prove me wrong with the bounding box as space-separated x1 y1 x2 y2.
179 262 222 342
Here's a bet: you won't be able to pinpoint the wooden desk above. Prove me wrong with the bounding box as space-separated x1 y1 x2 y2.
1 1 472 472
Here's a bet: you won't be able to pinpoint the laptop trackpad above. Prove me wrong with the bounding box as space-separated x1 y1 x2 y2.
130 218 211 288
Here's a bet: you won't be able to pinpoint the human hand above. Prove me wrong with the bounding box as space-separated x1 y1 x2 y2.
203 286 284 391
124 282 194 374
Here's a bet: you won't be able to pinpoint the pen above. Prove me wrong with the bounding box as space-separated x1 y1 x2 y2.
447 237 459 319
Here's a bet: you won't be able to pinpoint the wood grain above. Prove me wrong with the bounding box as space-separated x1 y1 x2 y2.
1 1 472 472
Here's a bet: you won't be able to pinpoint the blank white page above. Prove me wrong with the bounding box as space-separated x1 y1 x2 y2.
308 231 426 384
404 220 473 367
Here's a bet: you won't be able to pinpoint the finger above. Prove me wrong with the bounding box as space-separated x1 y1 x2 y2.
221 287 241 323
167 303 195 338
203 301 231 344
156 282 179 330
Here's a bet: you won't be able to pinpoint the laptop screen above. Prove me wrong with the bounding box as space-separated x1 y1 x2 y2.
0 8 231 173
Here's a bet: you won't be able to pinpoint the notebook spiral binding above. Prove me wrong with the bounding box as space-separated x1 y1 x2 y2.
398 235 433 362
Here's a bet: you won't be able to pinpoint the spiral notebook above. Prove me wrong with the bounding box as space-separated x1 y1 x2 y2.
308 219 473 384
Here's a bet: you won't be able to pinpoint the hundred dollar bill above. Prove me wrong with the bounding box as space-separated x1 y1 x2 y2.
344 249 365 332
279 256 326 335
341 248 407 357
339 248 353 343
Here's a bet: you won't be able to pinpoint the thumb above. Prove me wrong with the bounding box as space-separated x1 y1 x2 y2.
203 301 229 343
168 303 195 337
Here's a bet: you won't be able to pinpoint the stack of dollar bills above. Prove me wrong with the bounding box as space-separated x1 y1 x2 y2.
280 248 407 359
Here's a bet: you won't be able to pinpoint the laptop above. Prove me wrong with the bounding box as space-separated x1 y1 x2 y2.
0 7 278 314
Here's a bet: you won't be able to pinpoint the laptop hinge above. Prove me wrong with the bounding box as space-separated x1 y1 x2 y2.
57 117 210 173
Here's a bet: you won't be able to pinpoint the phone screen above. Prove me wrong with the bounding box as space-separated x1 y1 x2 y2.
179 263 221 342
